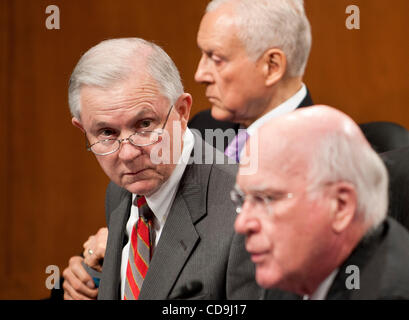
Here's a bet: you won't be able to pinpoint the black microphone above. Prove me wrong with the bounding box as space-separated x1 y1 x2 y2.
173 281 203 299
260 288 267 300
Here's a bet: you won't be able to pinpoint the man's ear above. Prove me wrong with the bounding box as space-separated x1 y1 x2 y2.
174 93 192 129
72 117 85 133
261 48 287 87
329 182 358 233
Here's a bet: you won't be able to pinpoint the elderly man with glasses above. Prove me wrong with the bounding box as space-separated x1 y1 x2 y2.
234 106 409 300
62 38 261 300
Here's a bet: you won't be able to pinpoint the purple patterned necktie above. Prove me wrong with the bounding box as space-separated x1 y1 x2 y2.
224 129 249 162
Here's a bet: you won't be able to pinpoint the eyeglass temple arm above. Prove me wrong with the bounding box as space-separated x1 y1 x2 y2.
84 132 91 150
161 104 174 129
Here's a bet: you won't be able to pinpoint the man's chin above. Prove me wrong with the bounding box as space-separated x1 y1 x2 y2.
255 265 281 289
210 106 235 122
122 180 161 196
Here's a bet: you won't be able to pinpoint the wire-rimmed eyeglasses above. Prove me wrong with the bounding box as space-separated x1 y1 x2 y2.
86 104 174 156
230 186 293 215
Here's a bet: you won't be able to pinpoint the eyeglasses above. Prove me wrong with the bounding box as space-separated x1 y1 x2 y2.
230 187 293 215
86 104 174 156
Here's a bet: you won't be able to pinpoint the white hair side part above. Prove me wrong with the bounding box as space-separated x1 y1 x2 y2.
68 38 184 119
206 0 312 77
307 131 389 231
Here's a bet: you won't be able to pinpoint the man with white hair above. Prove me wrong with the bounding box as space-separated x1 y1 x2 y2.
234 106 409 299
62 38 261 300
192 0 313 158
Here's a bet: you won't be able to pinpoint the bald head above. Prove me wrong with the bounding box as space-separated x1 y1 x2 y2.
235 106 389 294
258 106 369 169
261 105 367 140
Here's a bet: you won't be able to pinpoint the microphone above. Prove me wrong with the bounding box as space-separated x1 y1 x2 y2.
173 280 203 299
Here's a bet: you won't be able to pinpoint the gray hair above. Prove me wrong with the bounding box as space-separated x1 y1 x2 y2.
306 131 389 230
206 0 312 78
68 38 184 119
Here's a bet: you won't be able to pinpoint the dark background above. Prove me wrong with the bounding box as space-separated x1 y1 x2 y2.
1 0 408 299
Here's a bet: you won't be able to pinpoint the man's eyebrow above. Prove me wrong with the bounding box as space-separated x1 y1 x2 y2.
248 187 269 194
90 107 158 129
235 184 279 194
246 185 281 194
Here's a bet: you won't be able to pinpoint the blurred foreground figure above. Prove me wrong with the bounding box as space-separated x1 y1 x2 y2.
234 106 409 300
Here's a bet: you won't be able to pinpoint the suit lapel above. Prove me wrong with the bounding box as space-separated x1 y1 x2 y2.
297 88 313 109
99 191 131 300
139 134 210 299
139 175 207 299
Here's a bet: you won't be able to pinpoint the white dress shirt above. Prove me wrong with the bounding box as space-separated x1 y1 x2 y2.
246 83 307 136
120 128 195 298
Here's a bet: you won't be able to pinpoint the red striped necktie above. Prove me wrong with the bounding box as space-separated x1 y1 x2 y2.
123 196 154 300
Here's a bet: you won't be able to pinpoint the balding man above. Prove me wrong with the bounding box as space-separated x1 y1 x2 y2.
62 38 260 300
233 106 409 299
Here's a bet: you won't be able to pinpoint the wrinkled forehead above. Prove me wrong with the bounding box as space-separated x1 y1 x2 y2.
81 70 164 103
198 6 242 47
78 79 170 127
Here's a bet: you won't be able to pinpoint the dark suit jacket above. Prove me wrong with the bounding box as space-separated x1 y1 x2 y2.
327 218 409 299
266 218 409 300
381 146 409 230
97 133 262 300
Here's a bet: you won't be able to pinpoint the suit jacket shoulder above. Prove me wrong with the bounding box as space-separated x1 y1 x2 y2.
327 217 409 299
380 146 409 230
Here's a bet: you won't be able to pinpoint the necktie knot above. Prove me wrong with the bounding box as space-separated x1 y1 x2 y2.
135 196 154 222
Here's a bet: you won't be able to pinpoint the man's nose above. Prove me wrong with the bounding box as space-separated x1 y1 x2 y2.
117 139 143 162
194 54 213 84
234 202 261 235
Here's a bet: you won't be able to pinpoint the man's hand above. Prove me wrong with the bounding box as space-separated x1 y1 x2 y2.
83 227 108 272
62 256 98 300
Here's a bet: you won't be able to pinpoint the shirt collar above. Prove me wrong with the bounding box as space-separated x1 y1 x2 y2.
131 128 195 225
247 83 307 136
